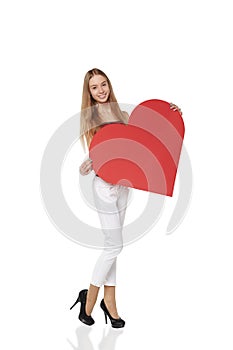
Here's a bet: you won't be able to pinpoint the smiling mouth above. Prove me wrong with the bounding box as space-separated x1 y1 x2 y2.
98 94 107 98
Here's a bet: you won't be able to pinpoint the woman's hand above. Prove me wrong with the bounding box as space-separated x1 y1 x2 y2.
79 158 93 176
170 102 182 115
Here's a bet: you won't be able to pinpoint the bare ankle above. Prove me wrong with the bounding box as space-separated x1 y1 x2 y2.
85 300 92 316
104 300 119 318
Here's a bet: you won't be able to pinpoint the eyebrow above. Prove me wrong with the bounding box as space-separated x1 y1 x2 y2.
90 80 107 87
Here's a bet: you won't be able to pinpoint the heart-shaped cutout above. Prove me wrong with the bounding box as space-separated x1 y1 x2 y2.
89 99 185 196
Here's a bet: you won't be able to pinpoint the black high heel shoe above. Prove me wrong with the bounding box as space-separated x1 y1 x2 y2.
70 289 95 326
100 299 125 328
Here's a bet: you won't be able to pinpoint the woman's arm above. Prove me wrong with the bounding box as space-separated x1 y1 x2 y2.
79 158 93 176
80 112 129 176
122 111 129 123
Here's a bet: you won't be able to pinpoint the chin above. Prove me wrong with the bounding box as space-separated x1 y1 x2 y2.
98 98 109 103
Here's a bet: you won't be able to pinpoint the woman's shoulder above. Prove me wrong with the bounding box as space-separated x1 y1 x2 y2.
122 111 129 117
122 111 129 122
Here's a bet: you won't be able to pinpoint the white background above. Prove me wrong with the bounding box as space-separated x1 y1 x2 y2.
1 0 233 349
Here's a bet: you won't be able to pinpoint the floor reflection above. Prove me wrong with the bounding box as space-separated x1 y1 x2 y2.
98 327 124 350
67 325 124 350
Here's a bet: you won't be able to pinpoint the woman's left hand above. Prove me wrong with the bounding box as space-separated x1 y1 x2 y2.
170 102 182 115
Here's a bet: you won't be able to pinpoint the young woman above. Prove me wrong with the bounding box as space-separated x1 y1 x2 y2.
70 68 181 328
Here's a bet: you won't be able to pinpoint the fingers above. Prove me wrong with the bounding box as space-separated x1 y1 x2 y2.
79 158 93 176
170 102 177 110
170 102 183 115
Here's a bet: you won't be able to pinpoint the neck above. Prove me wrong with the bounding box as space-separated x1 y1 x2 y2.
97 102 111 112
97 102 119 122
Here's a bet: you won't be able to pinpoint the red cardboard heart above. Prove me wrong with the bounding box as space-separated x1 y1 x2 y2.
89 99 185 196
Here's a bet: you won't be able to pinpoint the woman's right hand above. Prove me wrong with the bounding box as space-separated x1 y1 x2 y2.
79 158 93 176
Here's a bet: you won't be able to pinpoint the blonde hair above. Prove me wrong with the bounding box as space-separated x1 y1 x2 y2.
80 68 128 152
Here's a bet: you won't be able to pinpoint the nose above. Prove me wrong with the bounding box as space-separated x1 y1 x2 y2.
98 85 104 93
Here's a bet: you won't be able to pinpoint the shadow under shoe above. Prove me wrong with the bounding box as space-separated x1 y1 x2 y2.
100 299 125 328
70 289 95 326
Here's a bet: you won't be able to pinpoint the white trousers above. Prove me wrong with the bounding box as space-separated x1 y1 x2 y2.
91 175 130 287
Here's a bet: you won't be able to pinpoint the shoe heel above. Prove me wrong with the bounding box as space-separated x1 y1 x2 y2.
104 311 108 324
70 296 80 310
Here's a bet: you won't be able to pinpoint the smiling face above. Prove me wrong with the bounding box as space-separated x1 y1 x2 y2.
89 74 110 104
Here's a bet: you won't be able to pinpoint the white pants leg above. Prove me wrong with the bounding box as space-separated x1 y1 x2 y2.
91 175 129 287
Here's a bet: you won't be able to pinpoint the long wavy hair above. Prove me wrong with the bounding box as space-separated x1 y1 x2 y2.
80 68 128 151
